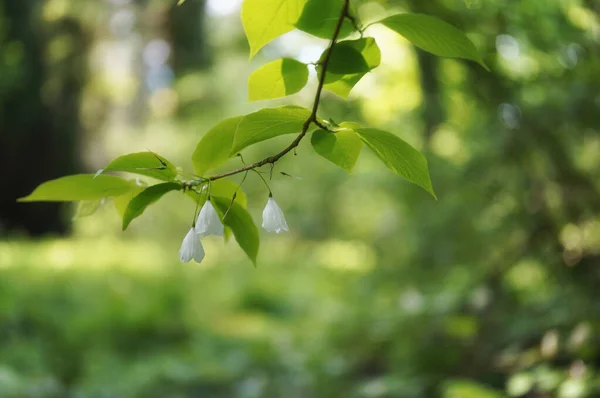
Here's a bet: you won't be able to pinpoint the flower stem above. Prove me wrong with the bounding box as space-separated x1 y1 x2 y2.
252 169 272 196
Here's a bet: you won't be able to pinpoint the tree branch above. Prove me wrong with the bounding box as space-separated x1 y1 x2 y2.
209 0 350 181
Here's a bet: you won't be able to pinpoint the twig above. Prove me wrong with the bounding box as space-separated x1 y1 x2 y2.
209 0 351 181
313 119 333 131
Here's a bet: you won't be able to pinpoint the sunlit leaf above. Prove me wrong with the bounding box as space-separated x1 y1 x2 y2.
323 73 364 98
354 128 436 198
122 182 181 230
242 0 307 59
295 0 354 39
321 37 381 97
311 129 363 172
194 106 312 174
99 152 178 181
18 174 136 202
248 58 309 101
192 116 243 176
232 105 311 153
379 13 488 69
212 196 260 265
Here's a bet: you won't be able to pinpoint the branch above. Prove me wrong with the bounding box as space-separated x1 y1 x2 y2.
209 0 350 181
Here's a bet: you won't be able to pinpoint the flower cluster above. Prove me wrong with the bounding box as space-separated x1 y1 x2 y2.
179 195 288 263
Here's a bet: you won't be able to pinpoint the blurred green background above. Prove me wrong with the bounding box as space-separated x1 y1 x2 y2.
1 0 600 397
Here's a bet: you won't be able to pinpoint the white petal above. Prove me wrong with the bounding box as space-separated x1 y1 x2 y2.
195 200 224 237
261 197 289 234
193 239 205 263
179 227 205 263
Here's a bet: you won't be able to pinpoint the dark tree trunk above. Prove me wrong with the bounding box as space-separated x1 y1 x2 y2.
0 1 86 236
169 0 210 73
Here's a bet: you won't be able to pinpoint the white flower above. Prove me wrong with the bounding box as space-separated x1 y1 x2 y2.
262 196 289 233
195 199 224 237
179 227 205 263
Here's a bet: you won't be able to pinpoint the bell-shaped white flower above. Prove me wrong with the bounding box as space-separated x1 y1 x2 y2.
179 227 205 263
195 199 224 237
262 196 289 233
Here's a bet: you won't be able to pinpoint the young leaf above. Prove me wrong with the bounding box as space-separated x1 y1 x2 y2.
354 128 436 198
248 58 309 101
73 200 103 219
18 174 136 202
99 152 178 181
311 129 363 172
379 13 488 70
242 0 307 59
212 196 260 265
321 37 381 97
192 116 243 176
295 0 354 40
122 182 181 230
232 105 311 154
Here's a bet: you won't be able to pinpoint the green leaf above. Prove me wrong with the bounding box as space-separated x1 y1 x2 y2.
232 105 311 153
212 196 260 265
211 180 248 208
354 128 436 198
339 121 362 129
99 151 178 181
321 37 381 97
192 116 243 176
323 73 364 98
340 37 381 70
295 0 354 40
122 182 181 230
379 13 488 69
114 186 144 217
18 174 136 202
325 44 370 74
73 200 103 219
242 0 307 59
248 58 309 101
193 106 311 174
311 129 363 172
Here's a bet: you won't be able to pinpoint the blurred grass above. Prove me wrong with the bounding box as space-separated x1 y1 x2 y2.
0 237 380 397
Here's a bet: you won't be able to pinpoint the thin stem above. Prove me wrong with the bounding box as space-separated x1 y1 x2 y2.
252 169 272 195
191 188 203 227
313 119 333 131
179 170 206 180
209 0 351 182
344 8 363 35
361 21 377 32
223 170 249 220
